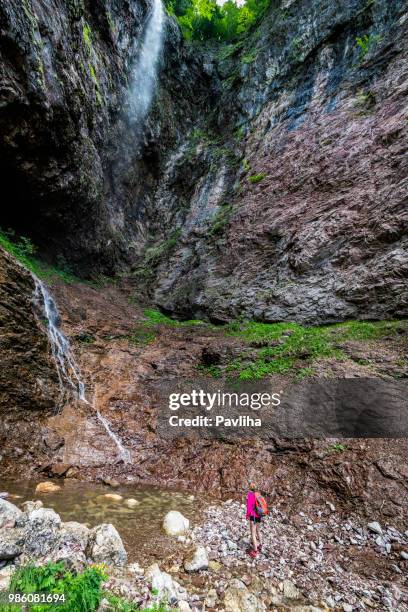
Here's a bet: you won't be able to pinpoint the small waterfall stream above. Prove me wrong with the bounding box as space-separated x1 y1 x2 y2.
33 277 130 463
128 0 164 124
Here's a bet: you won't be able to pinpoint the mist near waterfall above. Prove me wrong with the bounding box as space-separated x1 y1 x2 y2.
128 0 164 126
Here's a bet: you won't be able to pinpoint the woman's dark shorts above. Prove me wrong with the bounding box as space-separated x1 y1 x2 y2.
250 516 262 523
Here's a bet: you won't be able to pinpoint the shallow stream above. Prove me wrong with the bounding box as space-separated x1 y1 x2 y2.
0 480 204 563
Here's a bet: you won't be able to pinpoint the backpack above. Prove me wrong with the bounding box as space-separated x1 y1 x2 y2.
255 492 269 517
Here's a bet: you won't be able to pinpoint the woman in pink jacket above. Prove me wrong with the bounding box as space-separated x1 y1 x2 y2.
246 481 263 558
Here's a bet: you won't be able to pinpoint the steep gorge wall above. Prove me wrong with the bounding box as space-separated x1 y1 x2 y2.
0 0 212 273
146 0 408 324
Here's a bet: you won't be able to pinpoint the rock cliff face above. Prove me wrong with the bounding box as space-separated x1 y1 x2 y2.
0 0 407 323
0 249 60 462
148 0 408 324
0 0 210 273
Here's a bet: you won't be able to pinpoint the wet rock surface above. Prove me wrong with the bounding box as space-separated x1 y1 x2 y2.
0 1 407 607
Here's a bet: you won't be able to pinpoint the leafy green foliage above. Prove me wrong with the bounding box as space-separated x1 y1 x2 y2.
356 33 382 60
82 23 93 51
0 228 81 284
2 562 107 612
105 592 174 611
144 229 182 267
165 0 270 41
76 332 95 344
248 172 266 184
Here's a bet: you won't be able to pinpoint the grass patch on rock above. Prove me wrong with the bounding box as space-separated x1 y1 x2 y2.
0 229 81 284
127 329 157 346
142 309 204 327
248 172 266 184
219 319 407 380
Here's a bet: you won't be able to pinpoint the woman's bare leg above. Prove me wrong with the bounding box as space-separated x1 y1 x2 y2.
250 521 258 551
256 522 262 547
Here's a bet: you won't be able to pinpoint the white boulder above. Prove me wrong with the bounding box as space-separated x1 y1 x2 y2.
0 566 16 591
145 563 187 603
0 527 25 560
367 521 383 535
183 545 209 572
163 511 189 536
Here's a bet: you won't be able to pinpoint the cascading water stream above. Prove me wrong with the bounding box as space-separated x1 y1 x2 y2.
128 0 164 125
33 277 130 463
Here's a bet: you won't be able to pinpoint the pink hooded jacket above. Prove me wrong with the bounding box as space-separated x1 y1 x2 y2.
246 491 260 519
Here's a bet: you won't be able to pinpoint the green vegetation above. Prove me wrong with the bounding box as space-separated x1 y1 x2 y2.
356 33 382 60
105 593 174 612
83 23 93 51
241 49 258 64
289 35 304 62
248 172 266 184
82 23 102 105
128 329 156 346
68 0 85 20
233 356 296 380
196 364 222 378
328 442 347 453
354 89 376 115
1 562 107 611
242 158 251 172
0 228 81 284
165 0 270 42
201 319 407 380
0 562 174 612
295 366 315 379
77 332 95 345
185 127 238 167
234 125 245 140
144 229 182 267
209 202 233 236
143 309 204 327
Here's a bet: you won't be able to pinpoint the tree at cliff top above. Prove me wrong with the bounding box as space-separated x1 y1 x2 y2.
165 0 270 40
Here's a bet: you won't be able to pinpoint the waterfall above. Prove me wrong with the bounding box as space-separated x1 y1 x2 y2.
96 409 131 464
34 279 86 402
33 277 130 463
128 0 164 124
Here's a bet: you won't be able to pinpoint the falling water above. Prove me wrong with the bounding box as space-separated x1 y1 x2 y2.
34 278 86 401
95 409 131 463
33 277 130 463
128 0 165 124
